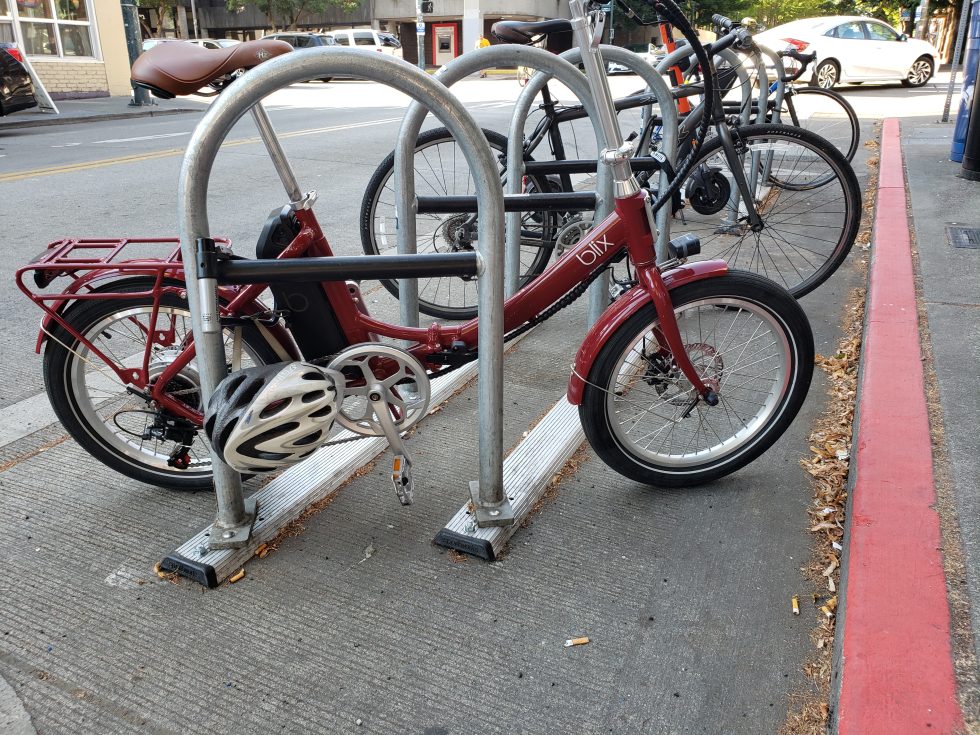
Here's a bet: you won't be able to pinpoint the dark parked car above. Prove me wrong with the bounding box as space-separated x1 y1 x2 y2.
1 42 38 117
262 33 339 81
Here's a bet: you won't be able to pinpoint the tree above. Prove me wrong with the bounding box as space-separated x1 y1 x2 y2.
750 0 826 28
227 0 361 31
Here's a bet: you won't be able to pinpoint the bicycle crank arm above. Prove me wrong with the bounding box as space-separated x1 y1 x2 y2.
368 384 415 506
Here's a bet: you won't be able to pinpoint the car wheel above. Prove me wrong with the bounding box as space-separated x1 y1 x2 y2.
901 56 933 87
811 60 840 90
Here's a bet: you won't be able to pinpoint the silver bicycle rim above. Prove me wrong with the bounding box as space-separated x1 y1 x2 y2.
816 64 837 89
606 297 791 468
370 135 547 313
67 305 263 476
784 89 857 162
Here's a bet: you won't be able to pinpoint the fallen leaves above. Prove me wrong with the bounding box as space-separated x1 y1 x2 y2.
780 123 881 735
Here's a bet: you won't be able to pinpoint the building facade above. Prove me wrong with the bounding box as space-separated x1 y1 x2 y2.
1 0 132 98
373 0 567 66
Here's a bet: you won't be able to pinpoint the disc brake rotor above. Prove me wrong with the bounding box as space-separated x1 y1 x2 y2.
644 343 723 406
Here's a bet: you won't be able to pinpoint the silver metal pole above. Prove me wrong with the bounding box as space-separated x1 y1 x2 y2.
395 44 604 525
179 49 504 539
250 104 303 203
557 45 678 323
943 0 973 122
416 1 425 71
190 0 199 38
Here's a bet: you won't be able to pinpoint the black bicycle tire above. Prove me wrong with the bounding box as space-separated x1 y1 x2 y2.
684 122 861 298
579 271 814 487
42 281 279 490
359 127 555 321
783 86 860 164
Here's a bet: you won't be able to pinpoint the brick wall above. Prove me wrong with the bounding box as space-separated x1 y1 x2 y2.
31 61 110 99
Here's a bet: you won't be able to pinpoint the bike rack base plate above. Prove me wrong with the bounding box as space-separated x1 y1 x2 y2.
435 397 585 561
160 361 482 587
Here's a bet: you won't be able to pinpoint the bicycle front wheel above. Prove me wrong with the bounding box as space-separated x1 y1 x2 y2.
579 271 814 487
781 86 860 164
359 126 555 320
680 123 861 298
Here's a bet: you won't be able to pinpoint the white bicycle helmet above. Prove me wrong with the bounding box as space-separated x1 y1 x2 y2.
204 361 343 473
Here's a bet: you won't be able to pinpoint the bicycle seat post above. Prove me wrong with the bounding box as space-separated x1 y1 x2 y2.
568 0 639 200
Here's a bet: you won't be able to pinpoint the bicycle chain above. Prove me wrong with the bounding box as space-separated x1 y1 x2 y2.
503 263 612 343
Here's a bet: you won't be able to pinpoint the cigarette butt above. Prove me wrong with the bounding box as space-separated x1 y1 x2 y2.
820 605 834 618
564 637 590 647
229 568 246 584
826 595 838 611
792 596 800 615
828 577 836 593
153 562 167 579
255 544 270 559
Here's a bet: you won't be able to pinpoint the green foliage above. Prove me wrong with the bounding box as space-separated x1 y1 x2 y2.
750 0 826 28
227 0 361 30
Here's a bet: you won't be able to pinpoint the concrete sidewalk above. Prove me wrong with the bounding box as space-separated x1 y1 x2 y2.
831 118 980 733
0 95 207 130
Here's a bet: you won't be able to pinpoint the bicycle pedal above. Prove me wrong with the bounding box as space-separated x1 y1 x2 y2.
391 454 414 506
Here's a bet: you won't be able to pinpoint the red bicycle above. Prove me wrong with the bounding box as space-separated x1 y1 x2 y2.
16 0 814 493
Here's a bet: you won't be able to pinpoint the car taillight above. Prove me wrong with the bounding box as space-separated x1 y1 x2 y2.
6 46 24 62
781 38 809 52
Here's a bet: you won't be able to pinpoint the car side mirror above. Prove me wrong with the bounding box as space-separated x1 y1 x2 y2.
899 33 908 41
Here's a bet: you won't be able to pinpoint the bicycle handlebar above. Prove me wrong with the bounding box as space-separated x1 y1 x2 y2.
778 48 817 82
712 13 734 31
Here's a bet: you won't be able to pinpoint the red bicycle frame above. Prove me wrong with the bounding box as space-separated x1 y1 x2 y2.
18 190 727 425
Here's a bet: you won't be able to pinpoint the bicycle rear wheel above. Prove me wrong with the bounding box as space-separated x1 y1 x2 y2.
780 86 860 164
359 127 555 320
679 123 861 298
43 283 279 490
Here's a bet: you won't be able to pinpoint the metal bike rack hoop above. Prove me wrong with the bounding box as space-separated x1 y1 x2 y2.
393 43 607 526
177 48 505 547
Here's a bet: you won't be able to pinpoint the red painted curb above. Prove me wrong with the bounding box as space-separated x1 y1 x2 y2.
836 118 964 733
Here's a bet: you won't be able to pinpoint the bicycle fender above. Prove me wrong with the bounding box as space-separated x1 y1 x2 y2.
566 260 729 405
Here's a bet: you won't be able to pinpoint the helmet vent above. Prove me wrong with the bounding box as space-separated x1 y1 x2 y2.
294 429 323 446
259 398 291 419
302 389 325 404
309 404 335 419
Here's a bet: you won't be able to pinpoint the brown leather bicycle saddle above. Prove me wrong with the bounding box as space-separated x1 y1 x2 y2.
491 19 572 44
131 39 293 98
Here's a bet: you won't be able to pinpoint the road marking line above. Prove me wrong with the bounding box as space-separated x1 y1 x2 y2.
2 116 403 183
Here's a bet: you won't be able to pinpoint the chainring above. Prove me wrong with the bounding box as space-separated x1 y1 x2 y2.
326 344 431 437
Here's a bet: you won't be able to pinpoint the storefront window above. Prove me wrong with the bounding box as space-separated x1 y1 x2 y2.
16 0 52 20
21 19 56 54
0 0 14 45
55 0 85 22
58 21 88 55
7 0 95 58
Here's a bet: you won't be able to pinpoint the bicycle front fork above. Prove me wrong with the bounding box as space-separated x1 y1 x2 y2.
636 262 719 407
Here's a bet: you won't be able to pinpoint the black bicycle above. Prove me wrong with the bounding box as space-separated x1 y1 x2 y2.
360 8 861 318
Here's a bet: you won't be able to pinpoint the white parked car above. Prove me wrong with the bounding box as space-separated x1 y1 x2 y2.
322 29 403 58
754 16 939 89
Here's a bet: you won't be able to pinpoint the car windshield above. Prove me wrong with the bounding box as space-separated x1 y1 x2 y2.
380 34 401 48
